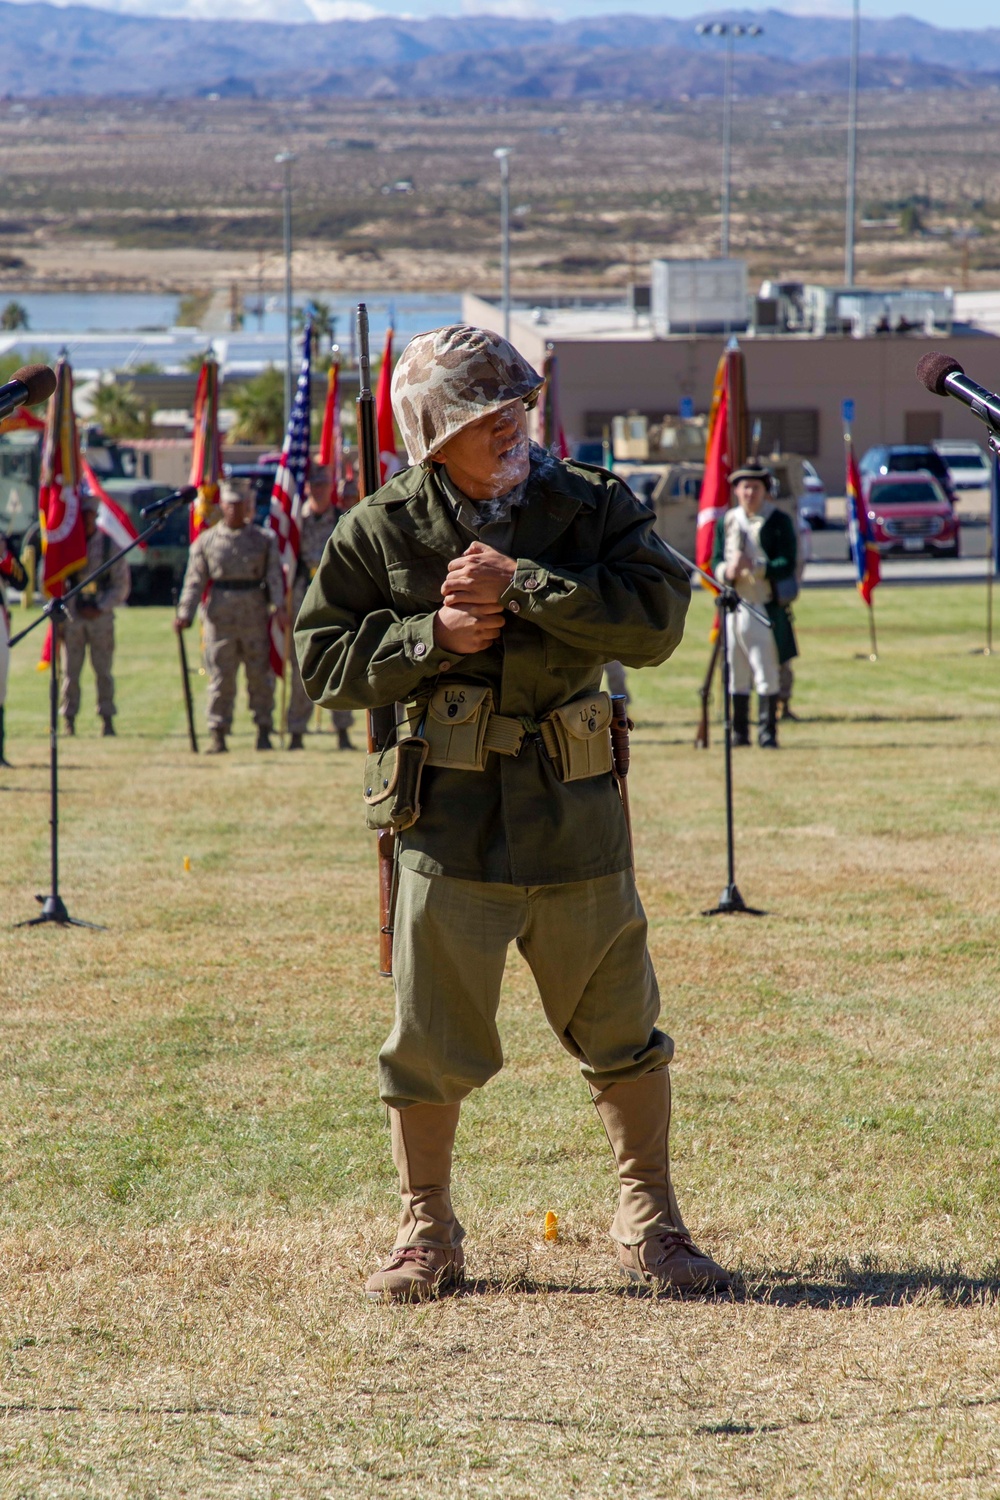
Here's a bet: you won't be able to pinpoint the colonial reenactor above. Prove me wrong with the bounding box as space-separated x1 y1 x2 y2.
712 461 798 750
296 324 731 1302
175 481 285 754
286 463 356 752
61 493 130 737
1 531 29 766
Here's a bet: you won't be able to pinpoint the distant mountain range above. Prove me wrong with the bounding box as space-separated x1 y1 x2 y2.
4 3 1000 98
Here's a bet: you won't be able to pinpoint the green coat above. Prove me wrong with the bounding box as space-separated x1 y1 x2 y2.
295 459 691 885
711 505 798 664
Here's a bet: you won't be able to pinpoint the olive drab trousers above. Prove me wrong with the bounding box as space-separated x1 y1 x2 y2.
61 611 117 722
379 866 673 1110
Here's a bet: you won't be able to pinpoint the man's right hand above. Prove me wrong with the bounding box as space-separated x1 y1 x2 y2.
433 602 505 655
173 616 190 634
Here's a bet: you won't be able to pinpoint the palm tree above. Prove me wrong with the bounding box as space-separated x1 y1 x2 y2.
0 301 29 331
228 367 285 444
294 298 337 359
90 379 152 440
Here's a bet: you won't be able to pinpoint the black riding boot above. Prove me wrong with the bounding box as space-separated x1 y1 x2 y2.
758 694 779 749
731 693 751 747
0 705 9 767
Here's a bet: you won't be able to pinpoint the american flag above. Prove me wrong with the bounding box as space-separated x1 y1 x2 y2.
268 326 312 675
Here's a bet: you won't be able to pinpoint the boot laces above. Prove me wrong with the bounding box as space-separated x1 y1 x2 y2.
646 1230 703 1267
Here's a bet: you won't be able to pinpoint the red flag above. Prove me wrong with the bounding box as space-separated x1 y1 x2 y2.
375 326 401 483
37 621 53 673
38 356 87 597
80 459 144 552
0 406 45 435
540 347 570 459
695 357 731 576
188 357 222 540
845 433 881 605
318 358 343 495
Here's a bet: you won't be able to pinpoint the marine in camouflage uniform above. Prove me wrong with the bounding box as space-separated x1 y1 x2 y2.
296 325 731 1302
175 481 285 753
286 464 355 751
61 492 131 737
1 531 28 765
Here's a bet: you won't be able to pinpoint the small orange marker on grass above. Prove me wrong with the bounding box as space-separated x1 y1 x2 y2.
183 856 191 873
544 1211 558 1242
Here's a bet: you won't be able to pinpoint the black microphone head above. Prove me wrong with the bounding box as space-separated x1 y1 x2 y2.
12 363 57 406
179 485 198 503
916 351 963 397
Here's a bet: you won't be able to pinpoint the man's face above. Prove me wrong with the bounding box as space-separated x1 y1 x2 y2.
735 478 767 515
220 496 246 529
431 401 529 500
83 508 98 538
308 476 333 512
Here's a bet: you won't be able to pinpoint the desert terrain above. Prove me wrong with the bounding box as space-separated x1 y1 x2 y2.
1 90 999 304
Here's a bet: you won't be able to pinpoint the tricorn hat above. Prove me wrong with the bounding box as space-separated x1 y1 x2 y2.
729 460 773 488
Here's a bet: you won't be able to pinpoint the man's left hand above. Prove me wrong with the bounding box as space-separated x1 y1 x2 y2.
443 542 516 607
274 607 289 633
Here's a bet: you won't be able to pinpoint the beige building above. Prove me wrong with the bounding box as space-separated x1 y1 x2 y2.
463 293 1000 492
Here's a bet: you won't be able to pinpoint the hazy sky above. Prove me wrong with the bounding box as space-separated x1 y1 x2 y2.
7 0 999 28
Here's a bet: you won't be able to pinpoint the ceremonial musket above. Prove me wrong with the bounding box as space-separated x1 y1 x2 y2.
172 586 199 753
357 304 397 977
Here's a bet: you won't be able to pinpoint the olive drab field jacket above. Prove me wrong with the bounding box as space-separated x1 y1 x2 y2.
294 458 691 885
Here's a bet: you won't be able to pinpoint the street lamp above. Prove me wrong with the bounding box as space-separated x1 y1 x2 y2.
275 150 297 423
844 0 860 285
494 147 512 340
695 22 763 258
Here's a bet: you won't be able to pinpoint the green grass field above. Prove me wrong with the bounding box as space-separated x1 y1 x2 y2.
1 586 999 1498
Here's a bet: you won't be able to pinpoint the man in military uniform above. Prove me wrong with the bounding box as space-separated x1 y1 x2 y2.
286 463 356 752
61 492 130 737
296 325 731 1302
712 461 797 750
175 481 285 754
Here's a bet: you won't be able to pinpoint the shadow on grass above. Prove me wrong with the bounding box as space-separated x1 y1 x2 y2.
458 1257 1000 1308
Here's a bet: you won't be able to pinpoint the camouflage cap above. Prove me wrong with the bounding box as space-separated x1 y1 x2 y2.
80 489 99 513
219 479 245 505
391 325 543 464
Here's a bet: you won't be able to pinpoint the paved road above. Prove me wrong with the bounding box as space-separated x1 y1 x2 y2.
805 517 993 588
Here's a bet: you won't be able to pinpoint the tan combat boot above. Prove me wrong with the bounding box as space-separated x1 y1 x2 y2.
592 1068 731 1294
205 729 227 755
365 1102 465 1303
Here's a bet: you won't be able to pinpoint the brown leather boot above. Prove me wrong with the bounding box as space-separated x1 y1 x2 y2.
366 1102 465 1302
592 1068 730 1294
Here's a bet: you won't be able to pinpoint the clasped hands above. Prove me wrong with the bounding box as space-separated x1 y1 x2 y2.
434 542 516 656
724 548 756 585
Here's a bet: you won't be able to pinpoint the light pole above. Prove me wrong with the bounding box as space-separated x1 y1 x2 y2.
275 150 296 423
494 147 512 339
695 22 762 258
844 0 860 285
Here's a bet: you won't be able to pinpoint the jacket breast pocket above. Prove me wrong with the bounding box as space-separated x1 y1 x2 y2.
387 560 445 610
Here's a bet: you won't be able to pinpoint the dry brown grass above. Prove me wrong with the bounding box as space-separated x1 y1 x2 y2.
1 587 999 1496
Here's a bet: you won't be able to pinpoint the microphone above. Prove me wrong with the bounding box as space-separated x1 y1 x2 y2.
915 352 1000 431
140 485 198 518
0 364 57 422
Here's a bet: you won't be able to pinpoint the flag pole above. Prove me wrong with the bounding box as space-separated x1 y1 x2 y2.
867 599 878 662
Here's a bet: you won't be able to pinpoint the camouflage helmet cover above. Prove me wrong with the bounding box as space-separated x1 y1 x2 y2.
391 324 543 464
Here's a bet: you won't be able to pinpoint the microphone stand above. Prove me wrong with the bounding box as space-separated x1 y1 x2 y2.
7 493 189 929
660 541 769 918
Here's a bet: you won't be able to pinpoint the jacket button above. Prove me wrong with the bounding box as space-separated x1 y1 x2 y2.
413 641 427 658
523 576 539 591
508 600 520 614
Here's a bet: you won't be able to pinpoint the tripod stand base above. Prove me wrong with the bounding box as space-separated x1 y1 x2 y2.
15 894 106 930
702 882 766 917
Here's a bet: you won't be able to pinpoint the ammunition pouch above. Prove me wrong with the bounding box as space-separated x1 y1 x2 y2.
539 692 614 782
363 735 430 833
408 683 495 771
403 684 614 784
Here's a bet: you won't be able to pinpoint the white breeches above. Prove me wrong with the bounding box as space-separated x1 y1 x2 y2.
726 604 780 697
